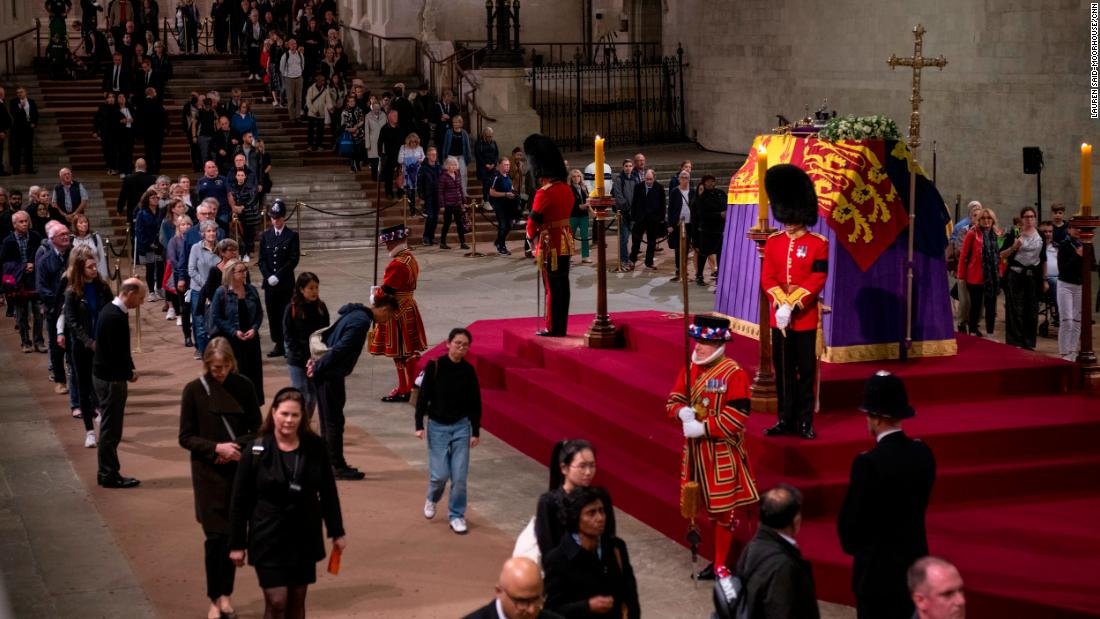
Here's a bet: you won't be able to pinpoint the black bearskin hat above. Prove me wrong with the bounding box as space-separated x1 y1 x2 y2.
765 163 819 227
523 133 568 183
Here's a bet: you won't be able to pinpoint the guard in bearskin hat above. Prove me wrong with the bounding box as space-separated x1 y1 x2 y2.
522 133 575 336
838 371 936 619
369 224 428 401
761 164 829 439
666 314 759 580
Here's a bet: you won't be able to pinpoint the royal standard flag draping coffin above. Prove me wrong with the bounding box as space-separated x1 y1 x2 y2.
714 134 956 362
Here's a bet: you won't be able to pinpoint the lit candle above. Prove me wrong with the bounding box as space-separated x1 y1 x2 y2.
756 143 769 226
594 135 605 197
1082 142 1092 217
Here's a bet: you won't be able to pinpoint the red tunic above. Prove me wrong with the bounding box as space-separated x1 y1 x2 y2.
666 356 759 515
761 229 829 331
525 181 574 266
368 248 427 358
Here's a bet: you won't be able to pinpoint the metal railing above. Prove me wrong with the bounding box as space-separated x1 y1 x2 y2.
454 39 663 66
340 23 420 77
2 20 41 78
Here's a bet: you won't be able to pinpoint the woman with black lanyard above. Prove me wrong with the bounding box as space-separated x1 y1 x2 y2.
179 337 262 619
1000 206 1047 350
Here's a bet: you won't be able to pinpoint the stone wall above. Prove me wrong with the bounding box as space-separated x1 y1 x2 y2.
664 1 1093 222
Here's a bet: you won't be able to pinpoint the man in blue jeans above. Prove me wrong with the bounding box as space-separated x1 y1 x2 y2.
611 159 637 270
414 327 482 535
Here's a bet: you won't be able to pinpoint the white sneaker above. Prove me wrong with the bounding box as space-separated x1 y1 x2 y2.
176 316 183 326
166 308 176 320
242 254 251 263
84 430 96 448
449 517 468 534
423 499 437 519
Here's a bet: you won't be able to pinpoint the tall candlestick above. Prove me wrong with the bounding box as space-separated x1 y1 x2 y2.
756 143 769 227
1082 143 1093 217
594 135 605 197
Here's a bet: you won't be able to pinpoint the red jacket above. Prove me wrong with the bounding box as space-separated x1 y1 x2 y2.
956 227 986 286
762 229 829 331
525 181 574 264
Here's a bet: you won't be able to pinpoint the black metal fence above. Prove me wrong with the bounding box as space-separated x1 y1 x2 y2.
529 46 686 151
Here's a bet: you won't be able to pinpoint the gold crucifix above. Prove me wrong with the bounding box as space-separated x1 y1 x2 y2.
887 24 947 149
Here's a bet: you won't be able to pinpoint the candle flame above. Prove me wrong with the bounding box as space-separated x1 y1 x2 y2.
757 144 767 155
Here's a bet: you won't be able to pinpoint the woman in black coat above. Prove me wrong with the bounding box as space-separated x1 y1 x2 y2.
179 337 262 619
229 387 346 618
62 246 115 446
543 486 640 619
283 272 329 415
93 92 119 175
534 439 617 559
209 258 264 403
115 93 137 175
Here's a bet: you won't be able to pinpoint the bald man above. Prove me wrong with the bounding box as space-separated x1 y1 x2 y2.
909 557 966 619
462 557 564 619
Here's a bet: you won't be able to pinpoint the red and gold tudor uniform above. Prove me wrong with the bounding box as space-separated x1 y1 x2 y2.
369 225 427 401
761 164 829 439
523 133 575 336
666 314 759 574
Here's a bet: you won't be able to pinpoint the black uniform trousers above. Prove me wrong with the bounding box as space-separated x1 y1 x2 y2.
316 376 348 467
93 377 128 480
541 255 571 335
264 283 292 351
771 327 816 431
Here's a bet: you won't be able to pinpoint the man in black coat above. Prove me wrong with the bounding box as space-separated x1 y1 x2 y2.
101 52 133 96
257 199 299 358
462 557 564 619
694 175 727 285
735 484 820 619
136 91 168 174
116 157 156 219
9 87 39 175
93 277 147 489
307 297 396 480
838 371 937 619
628 169 665 270
0 86 12 176
376 110 405 199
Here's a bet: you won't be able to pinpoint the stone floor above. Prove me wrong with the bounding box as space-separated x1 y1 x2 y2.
2 231 1096 617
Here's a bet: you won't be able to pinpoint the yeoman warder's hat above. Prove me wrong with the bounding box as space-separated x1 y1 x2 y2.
765 163 819 227
688 314 732 342
522 133 568 183
858 370 915 419
378 224 409 243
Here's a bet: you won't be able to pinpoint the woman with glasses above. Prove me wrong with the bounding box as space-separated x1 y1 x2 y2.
414 327 481 535
1000 206 1047 349
532 439 618 561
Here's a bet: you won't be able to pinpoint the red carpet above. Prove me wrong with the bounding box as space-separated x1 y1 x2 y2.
423 311 1100 618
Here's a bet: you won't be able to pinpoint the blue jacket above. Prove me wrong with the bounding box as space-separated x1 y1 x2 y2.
198 176 230 224
209 284 263 337
134 207 161 255
34 241 69 314
312 303 374 380
166 235 190 286
440 129 472 164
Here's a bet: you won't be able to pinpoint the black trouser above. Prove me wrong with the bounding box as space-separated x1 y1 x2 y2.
1004 267 1039 348
629 219 662 266
143 261 158 295
367 157 379 180
45 310 66 384
966 283 996 335
316 377 347 467
440 206 466 245
203 531 236 600
93 377 128 480
422 200 439 244
214 24 229 52
696 236 722 281
9 128 34 173
264 284 292 351
178 288 193 340
541 255 571 335
496 210 515 249
144 135 163 174
771 328 816 430
14 296 43 346
73 347 97 432
240 221 258 257
247 44 262 75
306 117 325 148
379 156 397 197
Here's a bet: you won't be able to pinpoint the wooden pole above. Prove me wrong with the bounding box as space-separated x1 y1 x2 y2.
1070 215 1100 391
585 197 620 348
747 224 778 413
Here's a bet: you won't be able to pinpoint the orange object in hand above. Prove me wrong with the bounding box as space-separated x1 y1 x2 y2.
327 547 342 575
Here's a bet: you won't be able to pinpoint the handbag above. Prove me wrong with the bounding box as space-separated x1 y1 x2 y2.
309 322 335 361
337 130 355 158
511 516 541 564
409 359 438 408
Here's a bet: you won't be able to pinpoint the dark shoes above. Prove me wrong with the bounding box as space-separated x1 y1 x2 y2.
380 390 411 403
333 466 365 480
439 243 451 249
536 329 565 337
460 243 470 250
266 347 285 358
764 422 792 437
98 475 141 489
799 424 816 440
184 336 194 347
695 562 716 581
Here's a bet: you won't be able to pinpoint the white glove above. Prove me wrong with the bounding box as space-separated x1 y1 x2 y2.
682 418 706 439
267 275 279 286
775 303 792 330
677 406 696 423
369 285 381 299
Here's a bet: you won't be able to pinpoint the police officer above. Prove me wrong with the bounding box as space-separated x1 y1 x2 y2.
838 371 937 619
258 199 300 358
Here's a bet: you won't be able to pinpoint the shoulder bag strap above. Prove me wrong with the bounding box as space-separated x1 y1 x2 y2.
200 375 238 441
